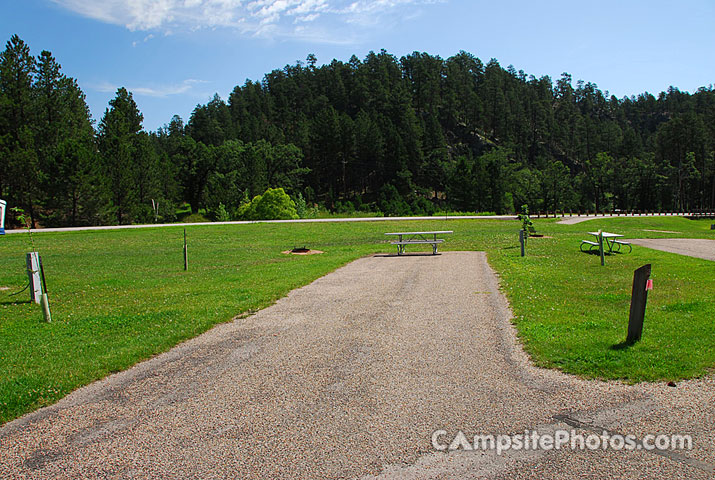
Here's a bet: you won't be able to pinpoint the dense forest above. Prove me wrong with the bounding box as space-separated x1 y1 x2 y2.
1 34 714 227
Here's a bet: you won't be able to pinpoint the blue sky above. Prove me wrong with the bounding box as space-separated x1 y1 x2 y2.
2 0 713 131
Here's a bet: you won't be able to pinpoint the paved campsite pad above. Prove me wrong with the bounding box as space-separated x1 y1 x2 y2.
629 238 715 262
1 252 712 479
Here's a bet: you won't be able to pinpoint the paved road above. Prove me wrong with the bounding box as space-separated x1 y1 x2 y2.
557 213 697 225
629 238 715 261
3 213 705 233
2 215 517 235
0 252 712 479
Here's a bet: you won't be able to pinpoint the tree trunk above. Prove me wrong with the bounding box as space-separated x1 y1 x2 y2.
28 203 37 229
71 189 78 226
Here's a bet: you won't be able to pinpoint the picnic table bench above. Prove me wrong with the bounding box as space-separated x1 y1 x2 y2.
580 231 632 253
385 231 453 255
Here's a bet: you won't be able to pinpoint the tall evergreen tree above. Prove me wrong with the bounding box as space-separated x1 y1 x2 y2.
97 87 143 224
0 35 39 224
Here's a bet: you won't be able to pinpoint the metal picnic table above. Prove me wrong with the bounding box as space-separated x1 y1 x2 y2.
581 231 632 254
385 231 453 255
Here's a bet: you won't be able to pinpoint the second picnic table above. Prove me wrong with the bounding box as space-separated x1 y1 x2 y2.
385 231 453 255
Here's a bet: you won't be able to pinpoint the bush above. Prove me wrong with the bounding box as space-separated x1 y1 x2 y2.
410 196 438 215
518 204 533 232
294 192 319 219
214 203 231 222
237 187 299 220
131 199 178 224
335 200 356 214
378 184 411 217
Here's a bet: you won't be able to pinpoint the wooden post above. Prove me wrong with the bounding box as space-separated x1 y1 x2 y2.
627 264 652 343
598 230 605 266
519 230 525 257
183 228 188 271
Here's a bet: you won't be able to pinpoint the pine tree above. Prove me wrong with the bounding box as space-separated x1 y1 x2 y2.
97 87 143 224
0 35 39 225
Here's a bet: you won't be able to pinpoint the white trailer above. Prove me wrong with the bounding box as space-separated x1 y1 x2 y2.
0 199 6 234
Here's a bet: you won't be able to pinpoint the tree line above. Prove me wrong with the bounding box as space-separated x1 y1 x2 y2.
1 35 714 227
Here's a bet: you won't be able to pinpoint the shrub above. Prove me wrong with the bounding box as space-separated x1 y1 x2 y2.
214 203 231 222
410 196 438 215
518 204 533 233
294 192 319 219
335 200 356 214
237 187 299 220
378 184 411 216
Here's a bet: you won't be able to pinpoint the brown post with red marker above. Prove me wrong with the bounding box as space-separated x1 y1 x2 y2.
627 264 652 343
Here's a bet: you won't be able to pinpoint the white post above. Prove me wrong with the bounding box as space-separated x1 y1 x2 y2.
0 199 6 234
26 252 43 304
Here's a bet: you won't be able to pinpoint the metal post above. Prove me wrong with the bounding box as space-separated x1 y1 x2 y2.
39 255 49 295
38 255 51 322
183 229 188 271
627 264 652 343
40 293 52 323
519 230 525 257
26 252 43 303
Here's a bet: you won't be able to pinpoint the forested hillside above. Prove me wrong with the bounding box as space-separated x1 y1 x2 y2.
1 35 714 227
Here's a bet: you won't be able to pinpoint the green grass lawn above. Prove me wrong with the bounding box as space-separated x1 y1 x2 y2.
1 216 713 425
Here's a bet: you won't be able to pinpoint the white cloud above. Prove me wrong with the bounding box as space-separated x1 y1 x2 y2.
51 0 440 42
294 13 320 23
93 79 208 98
132 33 156 47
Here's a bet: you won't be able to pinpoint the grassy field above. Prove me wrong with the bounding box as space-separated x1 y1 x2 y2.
1 216 713 425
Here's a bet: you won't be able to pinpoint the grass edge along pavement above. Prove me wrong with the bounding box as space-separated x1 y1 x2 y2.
0 216 713 425
490 216 714 384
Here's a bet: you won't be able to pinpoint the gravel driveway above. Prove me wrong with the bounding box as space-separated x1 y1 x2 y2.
629 238 715 261
1 252 712 479
556 214 694 225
